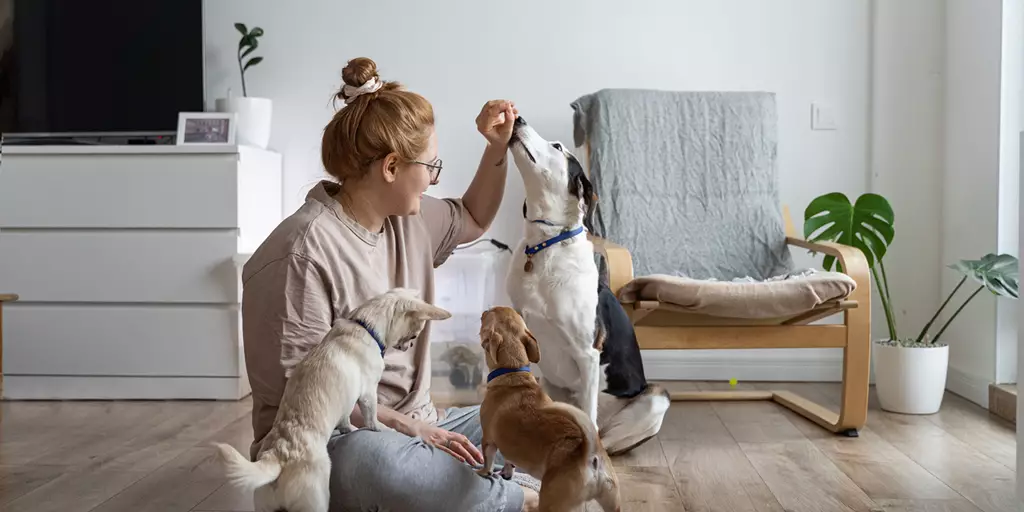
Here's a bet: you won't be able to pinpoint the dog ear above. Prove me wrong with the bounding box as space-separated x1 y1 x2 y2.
567 156 595 232
415 303 452 321
398 295 452 321
521 330 541 364
481 329 503 363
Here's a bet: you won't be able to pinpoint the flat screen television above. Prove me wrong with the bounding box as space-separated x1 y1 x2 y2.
0 0 205 139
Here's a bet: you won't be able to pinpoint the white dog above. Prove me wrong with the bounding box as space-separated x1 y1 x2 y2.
506 116 670 455
213 288 451 512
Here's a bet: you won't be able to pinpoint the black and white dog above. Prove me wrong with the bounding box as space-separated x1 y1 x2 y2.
505 116 670 455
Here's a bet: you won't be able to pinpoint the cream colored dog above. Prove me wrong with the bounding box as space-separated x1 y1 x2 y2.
213 288 451 512
477 306 621 512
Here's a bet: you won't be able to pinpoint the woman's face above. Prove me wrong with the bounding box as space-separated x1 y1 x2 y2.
390 127 440 216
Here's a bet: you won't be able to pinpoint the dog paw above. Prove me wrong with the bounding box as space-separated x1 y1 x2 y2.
476 467 493 477
499 463 516 480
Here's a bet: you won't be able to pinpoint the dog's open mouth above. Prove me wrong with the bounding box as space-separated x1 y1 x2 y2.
509 136 536 163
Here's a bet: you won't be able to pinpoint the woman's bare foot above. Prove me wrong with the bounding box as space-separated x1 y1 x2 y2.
519 485 539 511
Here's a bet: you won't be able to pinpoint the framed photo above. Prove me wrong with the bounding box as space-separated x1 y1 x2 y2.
176 112 236 145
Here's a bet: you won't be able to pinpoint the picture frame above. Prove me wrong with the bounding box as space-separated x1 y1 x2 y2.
176 112 236 145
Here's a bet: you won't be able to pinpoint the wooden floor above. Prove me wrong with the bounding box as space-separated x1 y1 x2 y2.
0 381 1016 512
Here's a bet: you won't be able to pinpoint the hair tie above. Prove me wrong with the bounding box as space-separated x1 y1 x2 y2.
341 76 383 104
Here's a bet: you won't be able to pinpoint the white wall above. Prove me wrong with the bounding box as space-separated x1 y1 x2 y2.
941 0 1005 406
202 0 872 380
997 0 1022 386
1018 117 1024 512
868 0 944 350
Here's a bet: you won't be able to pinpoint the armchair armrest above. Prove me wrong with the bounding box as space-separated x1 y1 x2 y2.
589 235 634 295
785 237 870 301
0 294 18 302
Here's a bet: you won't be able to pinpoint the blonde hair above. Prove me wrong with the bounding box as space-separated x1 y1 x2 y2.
321 57 434 181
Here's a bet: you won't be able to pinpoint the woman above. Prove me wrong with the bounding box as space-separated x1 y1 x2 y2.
240 57 536 511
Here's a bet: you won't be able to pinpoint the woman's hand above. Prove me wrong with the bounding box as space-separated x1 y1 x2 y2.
408 419 484 465
476 99 518 146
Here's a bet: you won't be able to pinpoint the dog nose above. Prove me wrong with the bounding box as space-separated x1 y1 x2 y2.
514 116 526 126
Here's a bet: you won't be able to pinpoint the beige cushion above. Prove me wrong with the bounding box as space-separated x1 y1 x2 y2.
617 269 857 319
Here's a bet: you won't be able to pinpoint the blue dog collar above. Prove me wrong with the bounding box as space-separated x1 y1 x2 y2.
487 365 531 383
354 319 386 357
524 225 585 256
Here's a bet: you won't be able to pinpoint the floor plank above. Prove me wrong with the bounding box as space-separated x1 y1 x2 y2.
615 467 686 511
872 498 985 512
815 385 1017 512
923 393 1015 470
4 466 148 512
90 415 254 512
755 383 963 502
660 400 784 512
700 382 878 512
867 409 1017 512
0 465 68 508
191 482 255 512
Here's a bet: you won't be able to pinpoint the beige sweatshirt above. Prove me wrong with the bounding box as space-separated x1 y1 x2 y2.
240 180 467 459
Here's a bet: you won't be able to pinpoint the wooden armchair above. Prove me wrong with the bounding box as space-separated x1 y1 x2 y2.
571 88 871 436
590 212 871 436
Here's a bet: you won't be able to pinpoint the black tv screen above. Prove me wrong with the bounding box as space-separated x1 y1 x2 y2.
0 0 205 135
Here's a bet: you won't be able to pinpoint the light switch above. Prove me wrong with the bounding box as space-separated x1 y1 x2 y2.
811 103 837 130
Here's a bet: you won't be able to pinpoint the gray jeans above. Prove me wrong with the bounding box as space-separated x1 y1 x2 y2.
327 405 526 512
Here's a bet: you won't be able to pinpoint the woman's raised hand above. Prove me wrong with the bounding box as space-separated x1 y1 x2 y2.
476 99 518 146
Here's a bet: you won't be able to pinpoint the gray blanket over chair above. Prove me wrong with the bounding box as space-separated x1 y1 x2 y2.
570 89 794 281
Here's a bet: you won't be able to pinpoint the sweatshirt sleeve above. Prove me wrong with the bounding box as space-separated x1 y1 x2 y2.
418 195 468 267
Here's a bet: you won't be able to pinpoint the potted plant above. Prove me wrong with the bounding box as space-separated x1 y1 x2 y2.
214 23 272 149
803 192 1019 414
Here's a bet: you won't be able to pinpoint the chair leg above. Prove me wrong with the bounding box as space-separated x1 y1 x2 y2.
834 303 871 434
771 306 871 436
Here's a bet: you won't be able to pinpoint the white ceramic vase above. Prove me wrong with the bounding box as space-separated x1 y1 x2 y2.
872 340 949 414
215 96 272 149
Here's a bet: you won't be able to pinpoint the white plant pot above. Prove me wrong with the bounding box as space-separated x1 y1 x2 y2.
872 340 949 414
215 96 272 149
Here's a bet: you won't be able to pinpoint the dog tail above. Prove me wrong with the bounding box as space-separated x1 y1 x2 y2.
213 442 282 490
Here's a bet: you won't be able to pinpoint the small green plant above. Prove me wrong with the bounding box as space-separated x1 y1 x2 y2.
907 253 1019 346
234 23 264 97
803 192 1018 348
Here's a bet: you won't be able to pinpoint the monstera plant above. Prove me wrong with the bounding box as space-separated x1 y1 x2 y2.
803 192 897 339
803 192 1019 415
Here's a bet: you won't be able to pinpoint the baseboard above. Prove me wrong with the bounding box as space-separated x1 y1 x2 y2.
988 383 1016 424
945 366 991 408
640 348 844 382
1 375 252 400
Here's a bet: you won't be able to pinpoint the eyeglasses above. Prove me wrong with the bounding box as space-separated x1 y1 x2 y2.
411 158 443 185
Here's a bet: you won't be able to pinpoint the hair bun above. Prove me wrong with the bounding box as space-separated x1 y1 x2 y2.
337 57 386 105
342 57 378 89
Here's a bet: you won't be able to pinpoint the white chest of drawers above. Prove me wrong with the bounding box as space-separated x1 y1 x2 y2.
0 144 282 400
